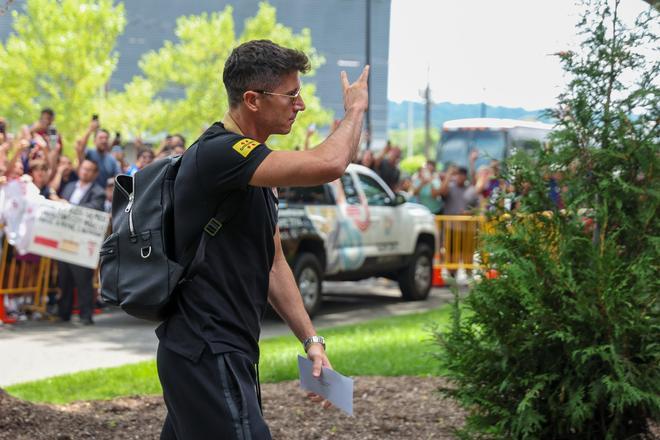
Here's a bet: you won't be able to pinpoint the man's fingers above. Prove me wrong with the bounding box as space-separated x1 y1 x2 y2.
312 356 323 378
306 392 324 403
340 71 349 92
358 65 370 83
306 393 332 409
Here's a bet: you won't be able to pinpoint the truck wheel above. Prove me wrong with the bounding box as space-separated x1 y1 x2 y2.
398 243 433 301
294 253 323 317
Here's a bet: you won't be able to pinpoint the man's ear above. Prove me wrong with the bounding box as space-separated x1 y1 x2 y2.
243 91 260 112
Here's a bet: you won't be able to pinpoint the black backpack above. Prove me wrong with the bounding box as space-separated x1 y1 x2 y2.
99 142 241 321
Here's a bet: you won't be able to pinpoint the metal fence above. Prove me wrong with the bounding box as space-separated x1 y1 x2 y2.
435 215 487 271
0 238 55 322
1 215 489 322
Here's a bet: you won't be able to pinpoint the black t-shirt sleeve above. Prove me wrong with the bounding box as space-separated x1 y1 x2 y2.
195 134 272 194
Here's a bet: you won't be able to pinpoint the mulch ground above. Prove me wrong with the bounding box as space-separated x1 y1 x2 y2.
0 377 465 440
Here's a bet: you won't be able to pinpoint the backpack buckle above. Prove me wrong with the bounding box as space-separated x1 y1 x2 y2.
204 218 223 236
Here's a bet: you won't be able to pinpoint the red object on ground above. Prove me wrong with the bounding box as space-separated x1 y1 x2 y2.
70 288 103 316
432 265 445 287
0 296 17 324
485 269 499 279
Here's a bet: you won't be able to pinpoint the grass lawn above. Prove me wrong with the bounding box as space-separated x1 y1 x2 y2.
6 304 453 404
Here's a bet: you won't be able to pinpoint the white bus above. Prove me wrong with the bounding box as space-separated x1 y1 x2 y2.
437 118 554 169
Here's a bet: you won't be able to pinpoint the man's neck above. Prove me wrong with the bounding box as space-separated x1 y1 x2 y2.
225 109 268 143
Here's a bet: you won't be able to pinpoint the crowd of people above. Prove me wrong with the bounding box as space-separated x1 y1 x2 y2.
0 109 188 211
0 109 187 324
0 109 525 222
0 107 542 322
356 144 516 216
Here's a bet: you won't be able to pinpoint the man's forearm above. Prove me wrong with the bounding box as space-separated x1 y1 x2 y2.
439 174 451 197
80 129 93 148
76 128 93 158
49 171 63 192
268 255 317 343
312 108 364 172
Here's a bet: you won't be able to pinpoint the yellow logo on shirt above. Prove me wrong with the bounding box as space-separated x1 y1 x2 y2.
232 138 260 157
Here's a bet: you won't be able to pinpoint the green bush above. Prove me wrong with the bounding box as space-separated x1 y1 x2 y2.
399 154 428 176
435 2 659 439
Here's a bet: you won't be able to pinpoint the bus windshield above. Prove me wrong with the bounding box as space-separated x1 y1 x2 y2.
439 130 506 169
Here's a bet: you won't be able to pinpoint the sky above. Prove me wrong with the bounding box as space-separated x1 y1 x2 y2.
387 0 653 110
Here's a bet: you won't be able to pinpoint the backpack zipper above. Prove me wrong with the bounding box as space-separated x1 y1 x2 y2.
125 193 135 237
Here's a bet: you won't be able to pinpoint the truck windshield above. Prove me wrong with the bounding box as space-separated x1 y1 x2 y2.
278 185 333 205
439 130 506 169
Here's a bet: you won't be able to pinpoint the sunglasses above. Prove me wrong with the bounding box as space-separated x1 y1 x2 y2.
255 84 302 104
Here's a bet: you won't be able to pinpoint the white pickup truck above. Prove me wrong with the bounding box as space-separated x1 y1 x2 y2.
278 164 438 316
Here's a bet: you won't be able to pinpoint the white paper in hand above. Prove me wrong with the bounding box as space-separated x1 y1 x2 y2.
297 355 354 416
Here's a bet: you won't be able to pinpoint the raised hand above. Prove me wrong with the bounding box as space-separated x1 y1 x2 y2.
340 65 370 113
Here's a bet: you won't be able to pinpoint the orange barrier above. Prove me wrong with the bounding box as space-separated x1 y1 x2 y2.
435 215 486 270
432 215 486 286
0 236 104 323
0 238 53 322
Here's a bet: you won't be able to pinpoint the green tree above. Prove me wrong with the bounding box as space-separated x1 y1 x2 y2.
387 126 440 159
104 2 332 148
103 77 167 142
436 1 659 439
0 0 126 152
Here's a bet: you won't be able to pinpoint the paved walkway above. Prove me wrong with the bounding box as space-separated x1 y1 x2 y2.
0 281 455 386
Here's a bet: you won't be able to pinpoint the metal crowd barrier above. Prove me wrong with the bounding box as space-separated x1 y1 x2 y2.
0 238 54 322
0 215 489 321
435 215 486 271
0 237 103 324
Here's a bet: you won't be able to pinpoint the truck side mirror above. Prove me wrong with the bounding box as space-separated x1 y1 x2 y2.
394 193 407 206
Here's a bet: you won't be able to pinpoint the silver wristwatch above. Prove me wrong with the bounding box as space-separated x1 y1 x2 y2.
303 335 326 352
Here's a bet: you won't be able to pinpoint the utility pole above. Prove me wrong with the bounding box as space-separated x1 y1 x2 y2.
365 0 372 149
407 100 413 158
480 87 487 118
422 66 432 159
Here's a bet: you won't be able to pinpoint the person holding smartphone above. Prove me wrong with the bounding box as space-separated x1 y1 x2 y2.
74 114 122 187
30 108 62 152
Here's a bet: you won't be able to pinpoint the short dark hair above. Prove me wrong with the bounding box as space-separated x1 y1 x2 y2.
28 159 49 172
96 128 110 137
137 148 154 159
171 134 186 147
41 108 55 118
82 158 99 171
223 40 310 108
457 166 469 176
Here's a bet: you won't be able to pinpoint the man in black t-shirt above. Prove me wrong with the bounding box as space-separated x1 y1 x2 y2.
156 40 369 439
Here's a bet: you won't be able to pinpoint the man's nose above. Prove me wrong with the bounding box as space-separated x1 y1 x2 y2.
295 96 306 112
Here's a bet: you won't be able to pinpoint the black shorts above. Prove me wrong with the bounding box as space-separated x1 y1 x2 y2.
157 343 271 440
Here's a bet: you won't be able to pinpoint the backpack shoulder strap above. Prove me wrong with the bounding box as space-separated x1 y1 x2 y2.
178 189 244 285
176 123 249 284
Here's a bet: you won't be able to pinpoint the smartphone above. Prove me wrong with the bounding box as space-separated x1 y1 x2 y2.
47 126 58 150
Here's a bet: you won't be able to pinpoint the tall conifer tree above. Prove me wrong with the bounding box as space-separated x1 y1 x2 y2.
437 1 659 438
